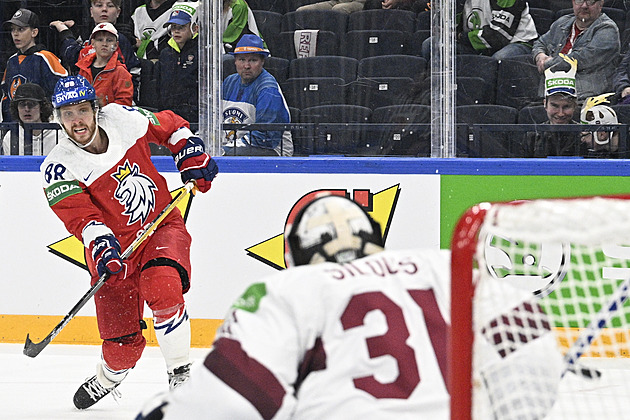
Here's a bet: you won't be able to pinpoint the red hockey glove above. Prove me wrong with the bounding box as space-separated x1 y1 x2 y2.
174 136 218 193
90 235 123 280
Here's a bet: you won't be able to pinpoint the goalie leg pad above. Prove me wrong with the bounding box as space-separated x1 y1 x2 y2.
102 331 146 371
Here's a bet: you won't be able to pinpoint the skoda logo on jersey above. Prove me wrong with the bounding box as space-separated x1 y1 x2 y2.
111 160 157 226
483 234 570 298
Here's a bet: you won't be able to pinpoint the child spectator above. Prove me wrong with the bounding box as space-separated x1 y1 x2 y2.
0 9 68 122
76 22 134 106
1 82 57 155
155 2 199 123
49 0 141 100
132 0 177 60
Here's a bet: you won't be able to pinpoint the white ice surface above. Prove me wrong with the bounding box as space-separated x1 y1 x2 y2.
0 343 209 419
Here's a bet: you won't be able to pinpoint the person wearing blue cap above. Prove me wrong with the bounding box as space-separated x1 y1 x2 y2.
222 34 293 156
155 2 200 123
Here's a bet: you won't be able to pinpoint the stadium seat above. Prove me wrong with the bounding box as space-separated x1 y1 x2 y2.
457 77 494 105
272 31 340 60
263 56 290 84
281 10 349 36
529 8 554 35
360 104 431 156
407 30 430 56
456 55 499 100
495 58 542 109
347 9 416 33
288 55 358 82
518 105 548 125
222 54 236 80
456 104 520 157
252 10 283 47
249 0 289 14
347 76 415 110
527 0 570 12
341 30 407 60
281 77 347 109
416 11 430 31
358 55 426 79
299 104 372 155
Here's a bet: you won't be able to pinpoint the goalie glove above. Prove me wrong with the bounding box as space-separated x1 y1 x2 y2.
174 136 218 193
90 234 123 281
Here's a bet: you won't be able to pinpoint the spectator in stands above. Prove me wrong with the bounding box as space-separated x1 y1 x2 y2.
421 0 537 60
0 8 68 122
296 0 367 14
222 0 265 54
155 2 199 122
532 0 619 101
1 83 57 155
222 34 293 156
613 47 630 104
131 0 178 60
523 54 580 157
49 0 141 101
75 22 134 106
579 93 621 157
364 0 430 12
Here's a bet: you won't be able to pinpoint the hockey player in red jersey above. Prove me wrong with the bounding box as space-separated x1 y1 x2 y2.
40 75 218 410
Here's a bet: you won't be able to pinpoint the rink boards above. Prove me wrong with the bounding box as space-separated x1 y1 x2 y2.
3 156 630 346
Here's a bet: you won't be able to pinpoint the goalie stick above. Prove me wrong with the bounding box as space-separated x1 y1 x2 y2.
561 274 630 378
23 182 197 358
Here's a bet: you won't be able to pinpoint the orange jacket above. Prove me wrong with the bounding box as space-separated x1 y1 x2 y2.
76 51 133 106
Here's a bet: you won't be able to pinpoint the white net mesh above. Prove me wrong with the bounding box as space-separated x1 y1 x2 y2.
472 197 630 420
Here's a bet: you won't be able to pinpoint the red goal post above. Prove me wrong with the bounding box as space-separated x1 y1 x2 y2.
450 196 630 420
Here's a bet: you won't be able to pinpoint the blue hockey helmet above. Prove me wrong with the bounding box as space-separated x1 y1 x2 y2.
52 75 97 109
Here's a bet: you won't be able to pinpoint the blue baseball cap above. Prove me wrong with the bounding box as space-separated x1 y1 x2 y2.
230 34 269 57
163 3 196 27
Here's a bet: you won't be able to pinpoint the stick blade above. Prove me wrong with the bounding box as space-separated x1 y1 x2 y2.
23 333 50 358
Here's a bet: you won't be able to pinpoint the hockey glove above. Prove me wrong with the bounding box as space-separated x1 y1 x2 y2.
90 235 123 280
174 136 218 193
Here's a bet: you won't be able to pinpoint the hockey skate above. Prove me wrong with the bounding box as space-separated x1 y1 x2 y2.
73 374 121 409
168 362 192 389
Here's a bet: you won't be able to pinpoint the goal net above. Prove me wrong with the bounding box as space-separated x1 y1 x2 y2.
450 196 630 420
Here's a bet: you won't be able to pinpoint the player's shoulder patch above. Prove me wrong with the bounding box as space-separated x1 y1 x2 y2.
232 282 267 313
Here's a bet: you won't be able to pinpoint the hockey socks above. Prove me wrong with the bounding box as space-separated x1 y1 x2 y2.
154 303 192 386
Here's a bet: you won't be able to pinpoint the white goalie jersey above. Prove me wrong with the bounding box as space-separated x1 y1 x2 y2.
160 248 452 420
141 247 563 420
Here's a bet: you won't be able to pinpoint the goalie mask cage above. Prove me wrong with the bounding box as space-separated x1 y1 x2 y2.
450 196 630 420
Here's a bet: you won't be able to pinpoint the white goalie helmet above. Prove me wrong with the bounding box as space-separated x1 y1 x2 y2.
284 194 384 267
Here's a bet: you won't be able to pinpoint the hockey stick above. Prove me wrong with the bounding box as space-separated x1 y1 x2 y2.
23 182 197 358
561 274 630 378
